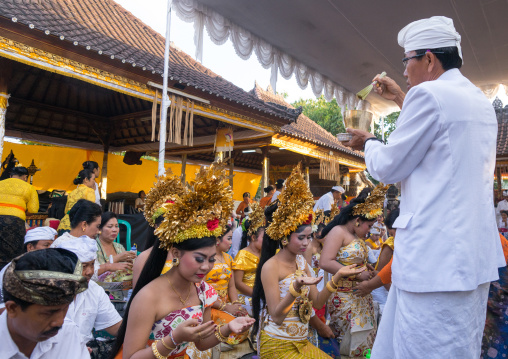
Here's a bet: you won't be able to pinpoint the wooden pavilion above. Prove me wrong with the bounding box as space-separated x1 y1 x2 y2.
0 0 300 198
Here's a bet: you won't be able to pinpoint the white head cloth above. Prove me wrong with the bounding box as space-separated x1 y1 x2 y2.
398 16 462 61
24 227 57 244
370 227 381 235
58 235 98 263
332 186 345 193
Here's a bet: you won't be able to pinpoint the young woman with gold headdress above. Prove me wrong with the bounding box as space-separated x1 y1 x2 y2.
111 163 254 359
319 184 389 358
232 202 265 316
251 165 364 359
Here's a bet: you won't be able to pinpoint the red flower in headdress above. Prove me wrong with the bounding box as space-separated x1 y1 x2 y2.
207 218 220 231
165 200 174 204
303 213 313 225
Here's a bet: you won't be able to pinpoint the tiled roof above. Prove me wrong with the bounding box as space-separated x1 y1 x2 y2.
251 83 364 159
0 0 299 122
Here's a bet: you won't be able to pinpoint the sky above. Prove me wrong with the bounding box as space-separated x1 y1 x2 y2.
115 0 316 104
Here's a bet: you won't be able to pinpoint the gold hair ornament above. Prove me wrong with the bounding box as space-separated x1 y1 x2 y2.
352 183 390 219
246 203 265 236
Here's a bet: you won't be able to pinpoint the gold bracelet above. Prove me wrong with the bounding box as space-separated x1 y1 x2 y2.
231 300 241 305
161 336 175 351
214 323 227 342
331 276 340 287
219 301 227 311
289 281 302 297
152 341 169 359
326 280 338 293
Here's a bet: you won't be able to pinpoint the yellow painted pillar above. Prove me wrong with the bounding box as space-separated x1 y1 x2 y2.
261 147 270 188
0 92 9 163
181 154 187 182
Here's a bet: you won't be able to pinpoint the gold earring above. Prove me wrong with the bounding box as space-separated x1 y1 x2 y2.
281 238 288 246
172 257 180 267
82 227 86 232
355 222 360 227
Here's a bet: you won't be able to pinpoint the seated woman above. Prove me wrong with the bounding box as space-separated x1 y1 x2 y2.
205 225 251 357
319 185 389 358
252 166 363 358
111 162 254 359
233 203 265 316
96 211 135 275
57 169 96 235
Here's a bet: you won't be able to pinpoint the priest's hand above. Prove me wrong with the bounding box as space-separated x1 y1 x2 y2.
372 74 405 109
343 129 375 151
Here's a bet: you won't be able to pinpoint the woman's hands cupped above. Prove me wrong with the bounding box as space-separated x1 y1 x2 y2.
174 319 216 343
228 317 255 334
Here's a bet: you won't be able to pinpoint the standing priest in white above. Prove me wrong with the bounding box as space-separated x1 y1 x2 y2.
345 16 506 359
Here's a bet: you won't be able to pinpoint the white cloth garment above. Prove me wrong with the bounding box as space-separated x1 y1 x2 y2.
371 283 489 359
228 226 243 258
0 264 8 309
0 311 90 359
58 236 97 263
24 227 57 244
271 190 281 203
365 69 505 292
313 191 335 211
398 16 462 60
94 183 101 205
66 280 121 343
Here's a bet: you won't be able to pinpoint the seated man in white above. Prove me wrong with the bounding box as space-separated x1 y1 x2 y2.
59 237 122 359
1 248 90 358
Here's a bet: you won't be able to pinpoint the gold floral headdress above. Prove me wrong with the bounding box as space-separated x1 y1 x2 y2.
352 183 390 219
247 203 265 236
144 169 186 227
155 162 234 250
266 164 314 241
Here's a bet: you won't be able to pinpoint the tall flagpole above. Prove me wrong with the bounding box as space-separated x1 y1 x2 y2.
158 0 173 176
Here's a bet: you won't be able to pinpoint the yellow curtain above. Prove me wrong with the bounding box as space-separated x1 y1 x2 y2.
3 142 260 201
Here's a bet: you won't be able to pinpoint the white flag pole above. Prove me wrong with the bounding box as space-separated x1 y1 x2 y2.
158 0 173 177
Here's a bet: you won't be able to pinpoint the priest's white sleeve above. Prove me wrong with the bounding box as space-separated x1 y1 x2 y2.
365 87 442 184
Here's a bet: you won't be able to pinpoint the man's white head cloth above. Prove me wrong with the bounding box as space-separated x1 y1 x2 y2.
58 235 98 262
398 16 462 61
24 226 57 244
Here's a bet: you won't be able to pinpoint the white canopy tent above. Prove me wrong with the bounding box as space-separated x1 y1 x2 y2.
172 0 508 117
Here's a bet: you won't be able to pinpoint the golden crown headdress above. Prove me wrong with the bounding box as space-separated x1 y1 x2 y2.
266 164 314 241
144 169 186 227
352 183 390 219
155 162 234 250
246 203 265 236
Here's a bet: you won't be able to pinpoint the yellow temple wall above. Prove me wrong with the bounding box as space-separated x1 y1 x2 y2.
3 142 260 201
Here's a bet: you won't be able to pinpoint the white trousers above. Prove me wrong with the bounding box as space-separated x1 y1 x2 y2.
372 283 490 359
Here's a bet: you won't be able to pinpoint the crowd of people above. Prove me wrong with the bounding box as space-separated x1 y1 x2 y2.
0 15 508 359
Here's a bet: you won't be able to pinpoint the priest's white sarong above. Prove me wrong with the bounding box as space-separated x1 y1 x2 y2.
371 283 490 359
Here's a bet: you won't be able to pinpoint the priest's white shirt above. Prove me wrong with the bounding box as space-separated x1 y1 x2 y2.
313 192 335 211
66 280 122 343
365 68 505 292
0 311 89 359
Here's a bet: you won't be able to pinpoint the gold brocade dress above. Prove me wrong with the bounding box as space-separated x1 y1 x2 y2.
57 185 96 231
327 238 376 358
259 255 331 359
232 249 259 316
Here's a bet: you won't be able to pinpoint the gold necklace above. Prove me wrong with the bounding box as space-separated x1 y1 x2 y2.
167 276 192 306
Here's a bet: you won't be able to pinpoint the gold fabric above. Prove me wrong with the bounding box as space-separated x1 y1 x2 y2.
327 238 376 358
161 260 173 275
375 236 394 270
0 178 39 220
232 249 259 290
259 331 331 359
57 185 96 231
205 252 234 302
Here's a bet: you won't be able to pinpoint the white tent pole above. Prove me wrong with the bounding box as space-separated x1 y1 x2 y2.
158 0 173 177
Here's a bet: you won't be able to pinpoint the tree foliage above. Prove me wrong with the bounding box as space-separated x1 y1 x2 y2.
374 111 399 142
291 95 345 136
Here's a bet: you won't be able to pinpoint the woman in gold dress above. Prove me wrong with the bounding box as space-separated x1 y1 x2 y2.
251 166 363 359
319 185 389 358
111 163 254 359
233 203 265 316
